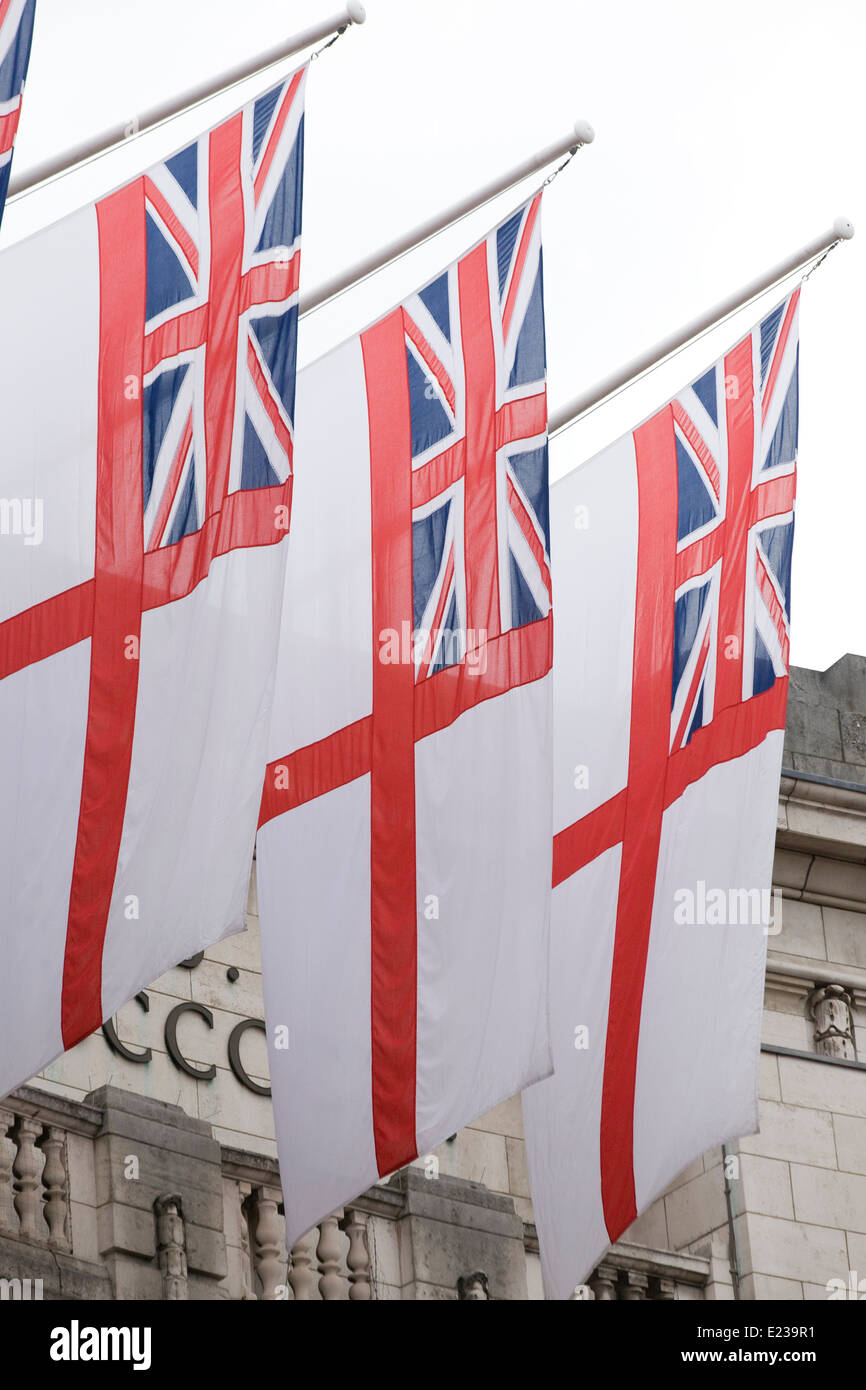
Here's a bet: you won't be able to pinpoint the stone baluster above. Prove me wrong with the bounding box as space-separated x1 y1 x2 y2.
341 1208 372 1300
317 1212 346 1300
808 983 856 1060
288 1228 319 1300
12 1116 45 1241
589 1262 619 1300
0 1107 16 1234
250 1188 286 1300
620 1270 649 1300
39 1127 70 1249
154 1194 189 1300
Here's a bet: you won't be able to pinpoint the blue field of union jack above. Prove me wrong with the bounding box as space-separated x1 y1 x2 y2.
0 0 36 221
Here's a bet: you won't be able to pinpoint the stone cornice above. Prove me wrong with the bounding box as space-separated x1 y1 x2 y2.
220 1145 281 1189
521 1224 710 1287
218 1149 410 1221
7 1085 103 1138
761 1042 866 1074
597 1241 709 1286
781 768 866 800
777 770 866 865
765 952 866 1009
609 1241 710 1285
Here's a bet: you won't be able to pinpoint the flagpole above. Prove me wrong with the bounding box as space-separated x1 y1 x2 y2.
298 120 596 313
7 2 367 200
548 217 855 436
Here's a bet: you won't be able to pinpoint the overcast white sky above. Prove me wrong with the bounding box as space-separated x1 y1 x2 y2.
3 0 863 671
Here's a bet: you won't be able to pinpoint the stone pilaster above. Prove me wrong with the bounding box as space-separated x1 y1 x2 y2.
385 1168 528 1300
86 1085 227 1300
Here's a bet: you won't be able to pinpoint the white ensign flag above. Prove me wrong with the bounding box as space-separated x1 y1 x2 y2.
523 292 799 1298
257 197 554 1244
0 70 306 1096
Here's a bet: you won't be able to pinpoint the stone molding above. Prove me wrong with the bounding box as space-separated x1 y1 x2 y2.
781 769 866 804
761 1041 866 1074
9 1085 103 1139
522 1223 710 1297
593 1240 709 1288
765 956 866 1011
777 771 866 875
220 1146 407 1223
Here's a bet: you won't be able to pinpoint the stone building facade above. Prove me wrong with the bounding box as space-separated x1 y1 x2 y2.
1 656 864 1301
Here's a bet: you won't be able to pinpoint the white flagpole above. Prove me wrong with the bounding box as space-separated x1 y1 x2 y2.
299 120 595 313
7 2 368 200
549 217 855 437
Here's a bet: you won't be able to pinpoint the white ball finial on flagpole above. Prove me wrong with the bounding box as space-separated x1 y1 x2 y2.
300 119 596 313
548 217 856 436
346 1 367 23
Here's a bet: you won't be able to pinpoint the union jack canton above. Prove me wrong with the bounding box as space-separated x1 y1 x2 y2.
408 193 550 679
670 290 797 752
0 0 36 222
142 68 305 554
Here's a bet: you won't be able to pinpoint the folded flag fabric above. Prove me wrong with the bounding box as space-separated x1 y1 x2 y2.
0 0 36 224
522 292 799 1298
0 65 306 1097
257 193 554 1244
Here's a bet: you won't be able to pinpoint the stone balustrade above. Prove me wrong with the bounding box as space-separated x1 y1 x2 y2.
244 1189 372 1295
221 1154 373 1300
576 1242 712 1301
0 1102 71 1251
0 1088 377 1301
